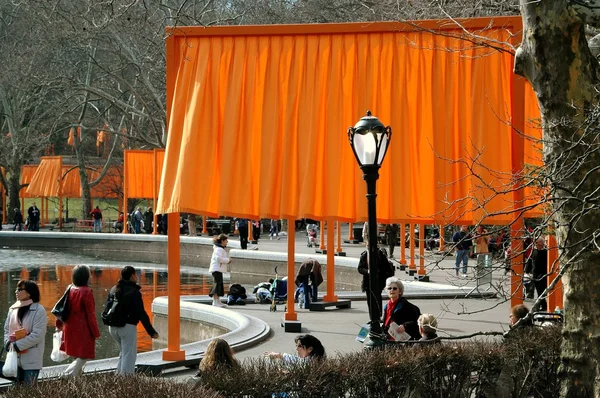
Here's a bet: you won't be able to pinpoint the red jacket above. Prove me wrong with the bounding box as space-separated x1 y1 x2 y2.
57 286 101 359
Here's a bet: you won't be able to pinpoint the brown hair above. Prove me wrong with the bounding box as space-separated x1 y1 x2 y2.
213 234 229 245
199 338 238 372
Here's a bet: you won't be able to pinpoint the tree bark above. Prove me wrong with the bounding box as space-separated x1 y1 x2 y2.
515 1 600 396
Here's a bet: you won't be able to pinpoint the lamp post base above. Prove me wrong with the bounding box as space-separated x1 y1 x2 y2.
363 333 387 350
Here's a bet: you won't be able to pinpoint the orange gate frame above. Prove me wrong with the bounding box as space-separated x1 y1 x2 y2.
157 17 554 359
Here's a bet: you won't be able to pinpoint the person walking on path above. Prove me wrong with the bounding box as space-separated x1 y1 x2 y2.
524 237 548 311
27 203 40 231
209 234 231 307
452 225 473 278
269 219 280 240
132 207 143 234
236 218 249 250
56 265 101 377
13 208 23 231
3 280 47 385
107 266 159 374
144 207 154 234
90 206 103 232
385 224 399 259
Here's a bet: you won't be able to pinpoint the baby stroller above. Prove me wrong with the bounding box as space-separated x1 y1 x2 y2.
269 266 288 312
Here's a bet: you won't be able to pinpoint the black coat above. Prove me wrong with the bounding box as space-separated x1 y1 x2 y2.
525 248 548 279
113 280 157 336
383 297 421 340
14 210 23 224
357 250 394 293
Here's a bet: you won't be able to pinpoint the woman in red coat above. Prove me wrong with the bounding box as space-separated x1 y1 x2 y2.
56 265 101 377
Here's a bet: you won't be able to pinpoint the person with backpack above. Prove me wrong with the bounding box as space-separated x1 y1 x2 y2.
132 208 143 234
104 266 158 374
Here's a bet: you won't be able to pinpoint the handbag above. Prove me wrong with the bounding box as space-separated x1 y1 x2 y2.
50 331 68 362
52 285 71 322
2 345 18 379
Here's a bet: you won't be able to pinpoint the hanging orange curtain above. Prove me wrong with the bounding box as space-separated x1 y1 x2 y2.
20 165 38 199
124 150 155 199
26 157 62 197
158 17 541 223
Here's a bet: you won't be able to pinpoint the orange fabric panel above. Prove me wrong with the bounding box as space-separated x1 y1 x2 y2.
26 157 62 197
124 150 156 199
61 166 82 198
20 165 38 199
158 19 538 223
91 166 122 199
523 85 544 217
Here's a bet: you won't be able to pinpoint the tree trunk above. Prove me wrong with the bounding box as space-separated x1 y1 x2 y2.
515 1 600 396
6 170 21 223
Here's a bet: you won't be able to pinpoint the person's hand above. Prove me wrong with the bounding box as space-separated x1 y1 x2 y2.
396 324 405 334
151 333 159 339
263 351 282 360
8 334 16 343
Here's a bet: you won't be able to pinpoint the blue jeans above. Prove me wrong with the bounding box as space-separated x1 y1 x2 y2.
93 219 102 232
455 249 469 274
17 368 40 385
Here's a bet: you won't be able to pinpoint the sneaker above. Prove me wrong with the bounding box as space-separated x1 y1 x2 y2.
212 302 227 308
461 273 468 278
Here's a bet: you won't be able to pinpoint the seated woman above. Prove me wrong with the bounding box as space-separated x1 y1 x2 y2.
196 338 239 379
383 277 421 341
264 334 326 364
417 313 440 343
509 304 532 328
114 212 125 233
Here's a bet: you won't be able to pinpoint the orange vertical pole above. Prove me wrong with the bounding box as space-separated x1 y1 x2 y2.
324 219 338 302
547 230 563 311
400 223 407 265
58 157 63 230
122 151 128 234
336 221 342 253
319 221 325 249
285 217 297 321
348 222 354 240
40 198 45 227
418 223 426 276
202 216 207 234
162 212 185 361
152 149 158 235
509 70 526 308
409 224 416 271
1 184 6 225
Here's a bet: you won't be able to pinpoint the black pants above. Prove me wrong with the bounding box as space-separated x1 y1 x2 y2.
533 278 548 311
252 226 260 241
239 226 248 249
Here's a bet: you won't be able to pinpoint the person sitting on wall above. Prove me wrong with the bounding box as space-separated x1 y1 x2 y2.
227 283 247 306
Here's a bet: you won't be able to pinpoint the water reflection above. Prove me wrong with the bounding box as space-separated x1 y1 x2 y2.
0 250 228 367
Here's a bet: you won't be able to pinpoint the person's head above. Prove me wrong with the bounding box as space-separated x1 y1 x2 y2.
72 265 91 286
95 206 100 210
460 225 468 232
213 233 229 246
200 338 237 372
120 212 124 216
268 278 274 284
147 207 152 211
14 207 19 212
32 202 36 207
15 280 40 303
477 225 485 233
535 237 545 250
120 266 137 283
510 304 530 326
294 334 326 359
418 314 438 337
385 277 404 300
137 207 142 211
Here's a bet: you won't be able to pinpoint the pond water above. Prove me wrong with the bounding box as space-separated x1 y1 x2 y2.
0 248 229 366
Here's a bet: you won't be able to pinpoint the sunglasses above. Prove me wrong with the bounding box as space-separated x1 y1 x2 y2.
387 287 399 291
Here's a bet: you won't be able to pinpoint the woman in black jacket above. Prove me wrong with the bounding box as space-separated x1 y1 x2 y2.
382 277 421 340
107 266 159 374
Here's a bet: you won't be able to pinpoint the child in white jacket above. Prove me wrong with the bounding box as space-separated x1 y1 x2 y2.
208 234 231 307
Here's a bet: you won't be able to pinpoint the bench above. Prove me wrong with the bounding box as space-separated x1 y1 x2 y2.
309 299 352 311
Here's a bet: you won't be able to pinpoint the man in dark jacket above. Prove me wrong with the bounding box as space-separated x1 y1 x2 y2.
143 207 154 234
525 237 548 311
13 208 23 231
27 202 40 231
452 225 473 277
295 258 324 308
385 224 399 259
357 246 395 313
107 266 159 374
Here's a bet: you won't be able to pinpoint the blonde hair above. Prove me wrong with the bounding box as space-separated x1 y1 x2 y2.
200 338 239 372
418 314 438 336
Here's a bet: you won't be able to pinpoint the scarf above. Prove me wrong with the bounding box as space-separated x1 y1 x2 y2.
8 299 33 335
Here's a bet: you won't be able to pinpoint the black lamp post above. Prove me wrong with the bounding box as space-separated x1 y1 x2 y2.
348 111 392 348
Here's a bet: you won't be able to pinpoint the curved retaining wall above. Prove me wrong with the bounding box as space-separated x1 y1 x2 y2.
0 231 363 290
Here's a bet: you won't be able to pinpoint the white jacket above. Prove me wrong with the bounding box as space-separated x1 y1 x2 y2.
3 302 47 370
209 245 230 273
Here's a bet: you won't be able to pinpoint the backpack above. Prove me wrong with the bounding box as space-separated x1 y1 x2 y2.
101 291 127 327
379 248 395 280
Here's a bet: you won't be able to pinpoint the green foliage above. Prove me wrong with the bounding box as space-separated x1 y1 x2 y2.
9 327 561 398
